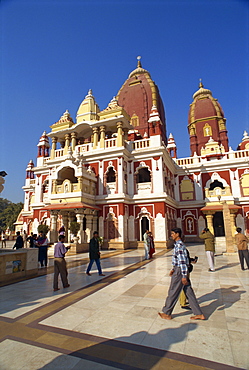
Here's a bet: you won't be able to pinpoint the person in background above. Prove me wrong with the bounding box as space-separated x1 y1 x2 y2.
86 231 105 276
148 231 155 259
27 232 34 248
13 231 24 250
235 227 249 271
199 227 215 272
1 233 6 248
36 232 49 267
143 229 150 260
23 230 28 248
158 227 205 321
53 235 70 291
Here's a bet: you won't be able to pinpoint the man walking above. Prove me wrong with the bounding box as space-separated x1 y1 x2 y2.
235 227 249 271
86 231 105 276
53 235 70 291
13 231 24 250
158 227 205 320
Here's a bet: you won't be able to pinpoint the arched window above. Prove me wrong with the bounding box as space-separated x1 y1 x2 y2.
106 167 116 183
137 168 151 183
209 180 224 190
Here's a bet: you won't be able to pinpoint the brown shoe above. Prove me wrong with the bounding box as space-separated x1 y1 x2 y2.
53 288 60 291
64 284 70 288
158 312 172 320
190 314 205 320
99 273 105 276
86 272 91 276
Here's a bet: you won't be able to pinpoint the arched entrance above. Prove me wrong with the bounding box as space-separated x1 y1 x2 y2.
141 216 149 240
213 211 225 236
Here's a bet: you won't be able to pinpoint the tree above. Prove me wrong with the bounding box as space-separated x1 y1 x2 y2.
0 198 23 232
37 224 50 235
69 221 80 236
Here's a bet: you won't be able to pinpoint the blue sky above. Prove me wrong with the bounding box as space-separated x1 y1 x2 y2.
0 0 248 203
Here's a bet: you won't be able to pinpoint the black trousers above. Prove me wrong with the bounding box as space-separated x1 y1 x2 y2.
238 250 249 270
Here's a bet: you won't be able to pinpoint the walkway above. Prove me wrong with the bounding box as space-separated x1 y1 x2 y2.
0 243 248 369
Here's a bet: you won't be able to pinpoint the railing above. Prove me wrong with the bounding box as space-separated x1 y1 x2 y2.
55 149 64 157
176 148 249 166
133 138 150 150
77 143 92 154
105 138 117 148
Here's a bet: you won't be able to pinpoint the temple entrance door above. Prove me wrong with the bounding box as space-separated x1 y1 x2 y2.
141 217 149 241
213 211 225 236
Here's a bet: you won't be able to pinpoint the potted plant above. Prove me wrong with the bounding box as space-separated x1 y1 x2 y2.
69 221 80 243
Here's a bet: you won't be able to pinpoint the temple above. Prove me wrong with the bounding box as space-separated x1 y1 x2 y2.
19 58 249 251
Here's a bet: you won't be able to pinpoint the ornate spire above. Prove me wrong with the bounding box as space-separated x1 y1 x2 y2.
137 55 142 68
199 78 203 88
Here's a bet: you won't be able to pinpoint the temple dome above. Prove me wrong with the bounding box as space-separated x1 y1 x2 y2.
117 57 167 143
189 81 225 123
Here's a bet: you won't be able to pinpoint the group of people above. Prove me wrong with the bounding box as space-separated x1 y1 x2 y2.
6 223 249 320
12 230 50 268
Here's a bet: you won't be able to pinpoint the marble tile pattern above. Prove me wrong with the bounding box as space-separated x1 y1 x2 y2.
0 244 248 369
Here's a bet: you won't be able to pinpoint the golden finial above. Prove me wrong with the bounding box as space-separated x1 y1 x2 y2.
137 55 142 68
199 78 203 88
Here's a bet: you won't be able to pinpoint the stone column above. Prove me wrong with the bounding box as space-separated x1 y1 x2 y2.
63 134 70 155
61 212 69 243
92 127 99 149
76 212 84 243
86 214 93 242
206 213 214 234
50 137 57 159
230 212 237 236
50 211 58 243
117 122 123 147
223 202 235 253
100 125 106 148
71 132 77 151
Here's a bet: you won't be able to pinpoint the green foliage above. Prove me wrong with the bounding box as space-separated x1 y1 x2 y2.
37 224 50 235
0 198 23 232
69 221 80 236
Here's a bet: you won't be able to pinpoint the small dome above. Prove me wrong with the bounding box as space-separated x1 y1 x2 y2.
189 81 225 123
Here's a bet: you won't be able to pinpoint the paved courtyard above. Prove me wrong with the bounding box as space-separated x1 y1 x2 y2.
0 242 248 369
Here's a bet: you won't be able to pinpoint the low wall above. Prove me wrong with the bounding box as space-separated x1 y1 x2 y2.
0 248 38 284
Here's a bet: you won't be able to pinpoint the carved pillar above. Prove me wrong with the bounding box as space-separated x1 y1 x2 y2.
64 134 70 155
117 121 123 147
92 127 99 149
50 137 57 159
100 125 106 148
78 176 83 192
76 212 84 243
50 211 58 243
61 212 69 243
206 213 214 234
71 132 77 151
